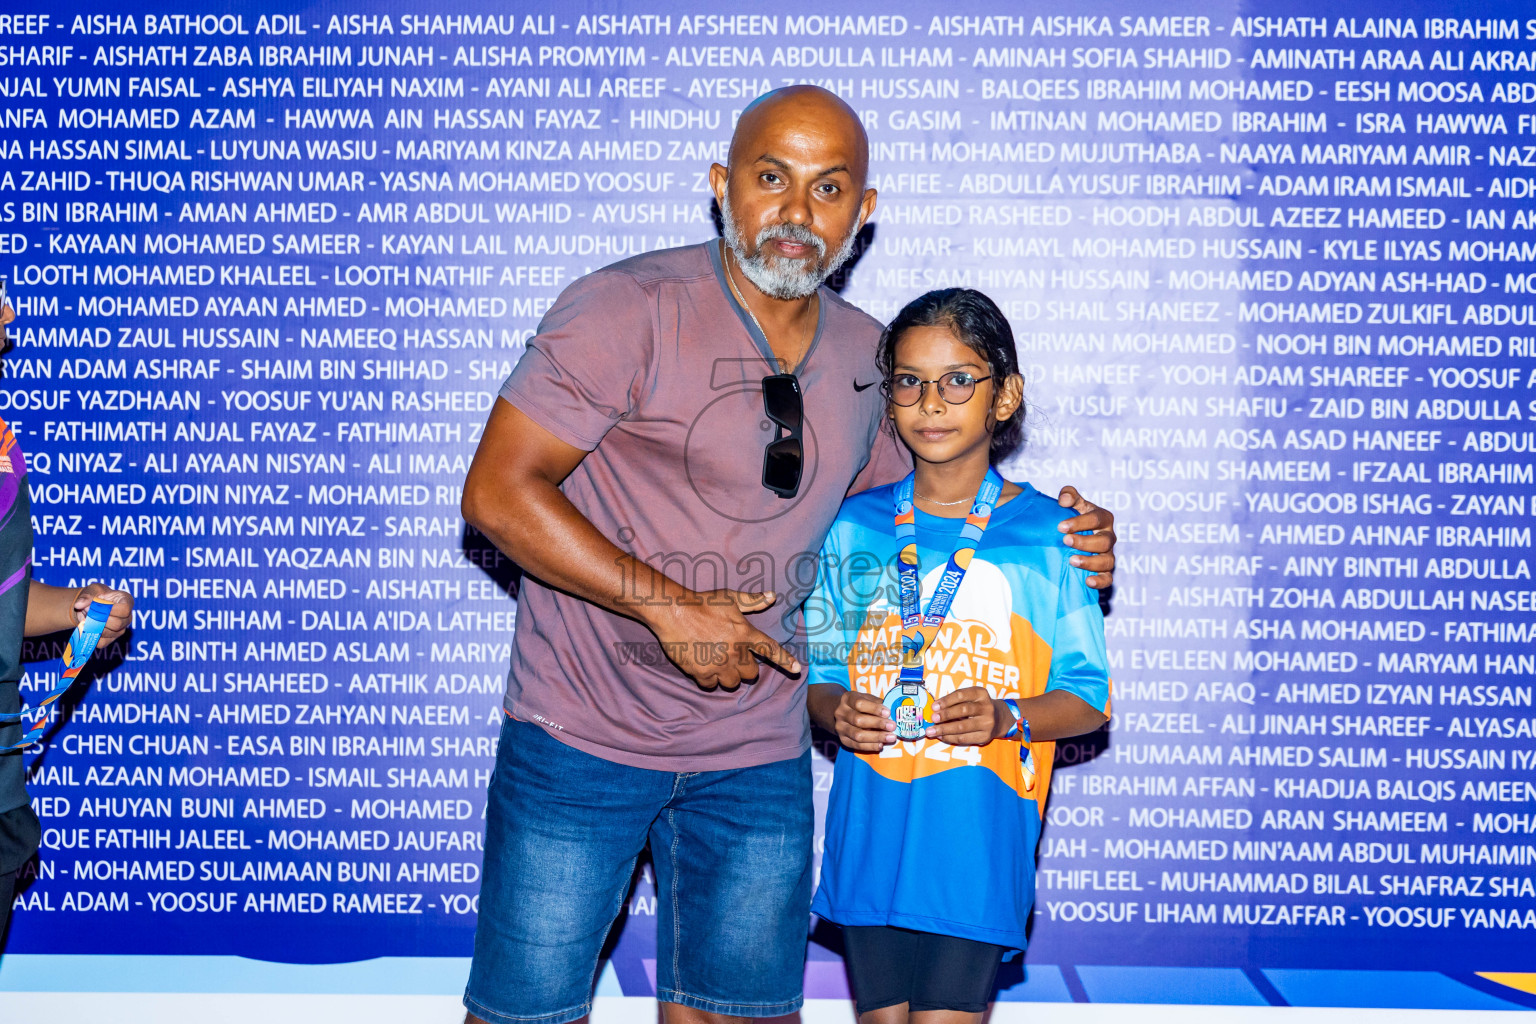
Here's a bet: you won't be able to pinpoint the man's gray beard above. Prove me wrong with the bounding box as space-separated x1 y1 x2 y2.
721 191 861 301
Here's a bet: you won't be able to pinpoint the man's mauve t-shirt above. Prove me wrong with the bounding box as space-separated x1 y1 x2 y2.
499 241 910 771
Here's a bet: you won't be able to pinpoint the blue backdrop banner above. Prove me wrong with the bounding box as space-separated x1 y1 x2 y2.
1 0 1533 1011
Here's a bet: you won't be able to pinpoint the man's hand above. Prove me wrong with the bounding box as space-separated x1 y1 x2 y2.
1057 485 1116 590
645 589 800 692
464 403 796 690
927 687 1008 746
76 582 133 646
830 689 895 753
25 579 132 640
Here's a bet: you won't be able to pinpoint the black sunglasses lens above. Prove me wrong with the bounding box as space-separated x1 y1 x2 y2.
763 437 802 495
762 375 802 431
761 374 803 497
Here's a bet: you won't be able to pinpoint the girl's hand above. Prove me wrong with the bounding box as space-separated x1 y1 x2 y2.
833 690 896 753
927 687 1008 746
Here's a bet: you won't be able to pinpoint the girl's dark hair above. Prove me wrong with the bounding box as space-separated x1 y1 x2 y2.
877 287 1024 462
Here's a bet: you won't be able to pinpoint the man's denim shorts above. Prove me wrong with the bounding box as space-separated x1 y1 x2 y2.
464 715 813 1024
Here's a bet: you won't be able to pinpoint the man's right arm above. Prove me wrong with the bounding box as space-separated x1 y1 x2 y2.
461 399 798 690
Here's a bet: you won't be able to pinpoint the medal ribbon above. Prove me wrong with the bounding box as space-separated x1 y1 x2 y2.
886 469 1002 738
0 600 115 753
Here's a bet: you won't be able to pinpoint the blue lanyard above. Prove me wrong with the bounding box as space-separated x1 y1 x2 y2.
884 469 1003 740
0 600 114 753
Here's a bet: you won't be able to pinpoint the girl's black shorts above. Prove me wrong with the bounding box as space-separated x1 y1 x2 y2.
842 924 1007 1015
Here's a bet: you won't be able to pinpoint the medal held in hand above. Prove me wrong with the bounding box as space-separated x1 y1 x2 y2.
883 681 932 742
884 469 1003 742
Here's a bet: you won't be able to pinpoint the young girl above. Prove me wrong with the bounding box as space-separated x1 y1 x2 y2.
806 288 1111 1024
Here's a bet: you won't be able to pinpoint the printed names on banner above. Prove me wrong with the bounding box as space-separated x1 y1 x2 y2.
0 4 1531 964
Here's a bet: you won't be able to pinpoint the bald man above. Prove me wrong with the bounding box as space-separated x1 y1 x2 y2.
459 87 1117 1024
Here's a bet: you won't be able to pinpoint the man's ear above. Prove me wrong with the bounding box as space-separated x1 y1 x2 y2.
858 187 878 232
709 163 729 205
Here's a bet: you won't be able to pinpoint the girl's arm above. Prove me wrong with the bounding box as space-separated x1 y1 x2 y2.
804 519 900 754
928 688 1106 746
931 524 1113 745
810 682 896 753
807 683 843 735
1016 689 1108 741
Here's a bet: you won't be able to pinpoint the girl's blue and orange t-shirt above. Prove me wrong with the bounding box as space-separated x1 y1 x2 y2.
806 480 1111 950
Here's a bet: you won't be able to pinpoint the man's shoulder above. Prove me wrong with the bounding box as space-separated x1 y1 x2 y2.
819 285 885 338
543 244 714 329
588 242 714 291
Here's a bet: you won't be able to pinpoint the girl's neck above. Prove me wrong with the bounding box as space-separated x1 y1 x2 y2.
912 451 993 509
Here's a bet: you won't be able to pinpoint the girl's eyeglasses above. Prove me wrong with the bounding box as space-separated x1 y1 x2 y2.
881 373 992 407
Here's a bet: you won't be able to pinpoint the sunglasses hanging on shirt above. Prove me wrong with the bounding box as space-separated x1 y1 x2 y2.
761 373 803 499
